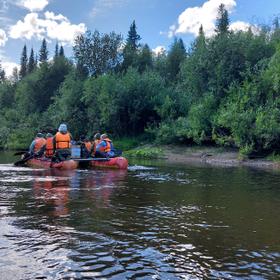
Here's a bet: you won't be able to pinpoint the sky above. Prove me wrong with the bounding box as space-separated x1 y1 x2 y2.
0 0 279 76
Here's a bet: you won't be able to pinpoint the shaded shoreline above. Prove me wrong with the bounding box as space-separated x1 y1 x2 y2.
161 145 280 170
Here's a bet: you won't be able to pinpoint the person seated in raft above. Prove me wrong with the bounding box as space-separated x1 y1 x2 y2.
29 132 46 157
53 124 72 161
40 133 54 158
90 133 101 157
79 135 92 158
95 133 115 158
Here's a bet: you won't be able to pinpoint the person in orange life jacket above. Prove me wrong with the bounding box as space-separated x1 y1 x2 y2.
79 135 92 158
95 133 115 158
90 133 102 157
53 124 72 161
40 133 54 158
29 133 46 157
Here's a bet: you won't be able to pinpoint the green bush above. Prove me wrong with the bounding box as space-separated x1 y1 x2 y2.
125 147 164 159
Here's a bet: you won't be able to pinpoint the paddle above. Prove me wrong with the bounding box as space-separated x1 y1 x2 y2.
14 150 28 156
73 158 110 162
14 153 34 166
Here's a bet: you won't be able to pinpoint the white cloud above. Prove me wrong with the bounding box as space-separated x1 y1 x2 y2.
152 46 166 55
0 29 8 46
167 0 253 38
20 0 49 12
9 11 87 45
171 0 237 37
229 21 249 32
91 0 129 17
44 11 67 22
9 13 45 40
2 61 19 78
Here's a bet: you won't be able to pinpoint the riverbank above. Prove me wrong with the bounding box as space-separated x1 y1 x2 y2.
125 145 280 170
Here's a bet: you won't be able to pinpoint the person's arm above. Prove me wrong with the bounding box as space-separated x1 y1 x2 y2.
29 140 35 153
96 141 105 151
38 144 46 156
53 137 56 152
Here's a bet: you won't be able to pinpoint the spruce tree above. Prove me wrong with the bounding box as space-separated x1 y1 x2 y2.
59 45 65 57
215 4 230 35
39 38 48 63
28 47 36 73
19 44 28 79
126 20 141 50
137 44 153 73
0 62 5 82
54 42 59 58
167 38 186 80
193 25 206 50
122 20 141 71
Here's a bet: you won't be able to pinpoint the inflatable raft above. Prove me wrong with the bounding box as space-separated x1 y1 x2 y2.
26 158 78 170
89 157 128 170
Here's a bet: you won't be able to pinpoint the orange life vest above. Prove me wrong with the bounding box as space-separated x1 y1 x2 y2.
55 132 71 149
45 137 54 157
99 138 112 153
34 137 46 153
84 141 92 152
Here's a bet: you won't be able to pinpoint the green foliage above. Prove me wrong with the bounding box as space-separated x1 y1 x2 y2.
137 44 153 73
187 93 217 143
113 137 141 151
167 38 186 81
73 30 122 77
1 8 280 157
126 20 141 50
28 48 36 73
125 147 164 159
267 152 280 162
147 117 190 144
39 38 48 63
19 45 28 79
0 62 5 82
215 4 230 35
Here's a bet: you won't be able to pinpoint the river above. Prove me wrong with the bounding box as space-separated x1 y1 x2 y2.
0 151 279 279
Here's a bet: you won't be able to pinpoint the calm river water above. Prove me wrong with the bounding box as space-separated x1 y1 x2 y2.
0 152 279 279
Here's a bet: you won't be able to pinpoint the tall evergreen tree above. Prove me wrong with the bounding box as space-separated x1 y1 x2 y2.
122 20 141 71
271 17 280 44
215 4 230 35
167 38 186 81
28 48 36 73
137 44 153 73
35 54 38 67
195 25 206 49
39 38 48 63
54 42 59 58
59 45 65 57
19 44 28 79
0 62 5 83
126 20 141 50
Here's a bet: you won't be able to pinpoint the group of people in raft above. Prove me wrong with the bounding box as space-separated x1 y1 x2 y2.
28 123 120 162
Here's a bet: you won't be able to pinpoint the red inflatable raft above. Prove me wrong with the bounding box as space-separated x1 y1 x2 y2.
90 157 128 170
26 158 78 170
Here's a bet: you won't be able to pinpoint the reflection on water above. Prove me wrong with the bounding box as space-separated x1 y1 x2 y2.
0 154 280 279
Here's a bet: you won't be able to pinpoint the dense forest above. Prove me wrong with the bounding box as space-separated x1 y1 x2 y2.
0 5 280 157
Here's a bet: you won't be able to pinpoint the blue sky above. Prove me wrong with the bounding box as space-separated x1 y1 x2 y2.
0 0 279 76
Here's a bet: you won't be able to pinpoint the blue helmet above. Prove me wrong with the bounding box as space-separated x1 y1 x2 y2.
58 123 67 133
